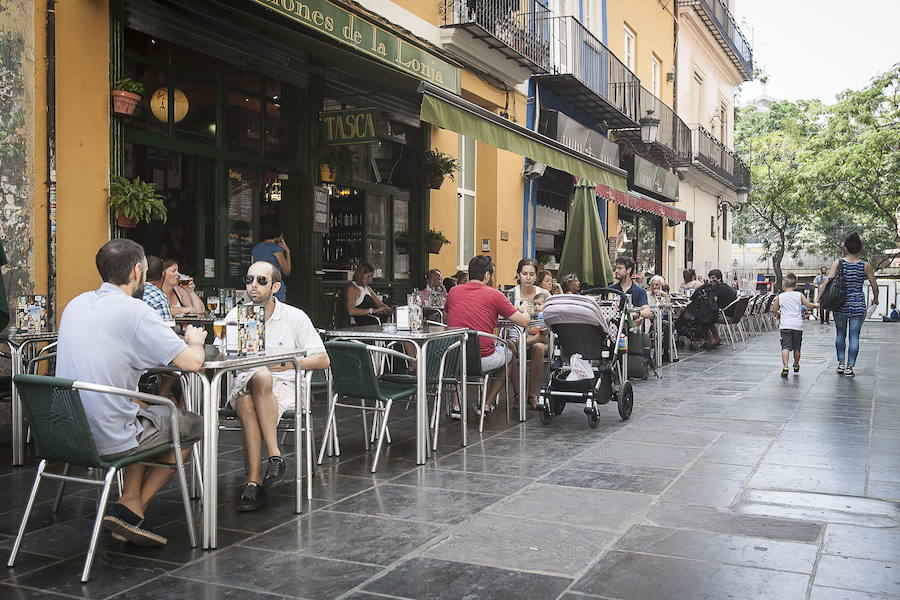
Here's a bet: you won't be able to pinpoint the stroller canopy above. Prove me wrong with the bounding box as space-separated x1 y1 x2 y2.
543 294 618 341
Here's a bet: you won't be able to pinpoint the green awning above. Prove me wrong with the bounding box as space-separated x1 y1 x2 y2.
419 83 627 191
558 180 614 288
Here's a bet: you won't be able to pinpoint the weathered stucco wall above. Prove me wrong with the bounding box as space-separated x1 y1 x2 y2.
0 0 36 304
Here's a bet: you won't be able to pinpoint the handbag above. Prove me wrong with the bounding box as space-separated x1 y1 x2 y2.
819 259 846 311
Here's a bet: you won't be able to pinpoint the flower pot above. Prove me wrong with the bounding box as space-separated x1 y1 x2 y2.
111 90 141 116
115 210 138 229
320 163 337 183
426 238 445 254
427 174 445 190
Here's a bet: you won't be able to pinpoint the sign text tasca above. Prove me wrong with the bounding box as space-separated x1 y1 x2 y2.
251 0 460 93
321 108 379 145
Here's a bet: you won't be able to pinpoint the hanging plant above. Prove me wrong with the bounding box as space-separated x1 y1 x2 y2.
426 228 449 254
314 144 354 183
111 78 145 116
421 149 459 190
109 175 167 228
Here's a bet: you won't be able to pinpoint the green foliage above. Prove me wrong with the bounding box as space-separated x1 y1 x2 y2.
426 228 449 243
735 63 900 283
112 78 145 96
109 176 167 224
421 149 459 180
314 144 354 174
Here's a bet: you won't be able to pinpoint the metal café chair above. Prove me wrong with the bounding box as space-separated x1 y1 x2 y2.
317 341 419 473
717 296 750 349
7 374 196 582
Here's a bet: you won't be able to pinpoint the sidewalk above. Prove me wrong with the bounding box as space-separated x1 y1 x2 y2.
1 322 898 599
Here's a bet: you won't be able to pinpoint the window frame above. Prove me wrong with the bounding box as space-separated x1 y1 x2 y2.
457 135 476 270
650 54 662 97
623 24 636 72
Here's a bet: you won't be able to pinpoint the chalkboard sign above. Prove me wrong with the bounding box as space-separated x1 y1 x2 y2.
312 185 329 234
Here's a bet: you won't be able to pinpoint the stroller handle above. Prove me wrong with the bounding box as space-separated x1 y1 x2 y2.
581 287 629 310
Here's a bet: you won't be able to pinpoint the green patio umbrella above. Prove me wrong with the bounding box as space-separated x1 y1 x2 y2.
557 180 614 289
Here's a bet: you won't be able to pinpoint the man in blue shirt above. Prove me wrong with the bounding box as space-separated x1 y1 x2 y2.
56 239 207 546
610 257 652 327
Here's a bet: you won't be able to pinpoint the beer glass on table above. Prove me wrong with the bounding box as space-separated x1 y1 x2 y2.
213 320 226 348
207 295 220 316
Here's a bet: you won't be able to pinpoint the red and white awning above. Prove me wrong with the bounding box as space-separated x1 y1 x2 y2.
595 184 687 223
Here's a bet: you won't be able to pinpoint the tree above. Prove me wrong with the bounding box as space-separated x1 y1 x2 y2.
806 64 900 268
734 101 824 290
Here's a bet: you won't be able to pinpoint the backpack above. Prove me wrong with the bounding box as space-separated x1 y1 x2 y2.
819 260 846 311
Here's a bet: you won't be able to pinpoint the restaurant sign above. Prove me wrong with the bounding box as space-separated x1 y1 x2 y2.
539 109 619 168
629 155 679 203
321 107 379 145
249 0 460 93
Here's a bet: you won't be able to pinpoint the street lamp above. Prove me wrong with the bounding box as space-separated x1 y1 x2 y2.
639 109 660 145
735 185 749 204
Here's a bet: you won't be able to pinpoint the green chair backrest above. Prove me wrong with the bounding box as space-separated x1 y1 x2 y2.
325 341 384 400
422 337 460 382
13 374 106 468
465 335 486 377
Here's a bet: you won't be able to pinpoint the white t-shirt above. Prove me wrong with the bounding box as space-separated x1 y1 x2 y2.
56 283 188 455
778 291 804 331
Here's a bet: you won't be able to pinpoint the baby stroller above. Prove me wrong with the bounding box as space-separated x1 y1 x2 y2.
674 283 718 350
537 288 634 428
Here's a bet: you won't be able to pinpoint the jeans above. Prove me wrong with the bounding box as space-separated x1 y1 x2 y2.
834 313 865 367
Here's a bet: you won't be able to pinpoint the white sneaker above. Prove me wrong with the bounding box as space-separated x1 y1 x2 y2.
450 405 461 420
836 363 846 375
845 366 855 378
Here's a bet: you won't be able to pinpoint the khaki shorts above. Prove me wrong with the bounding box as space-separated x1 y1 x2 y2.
101 405 202 461
229 374 300 419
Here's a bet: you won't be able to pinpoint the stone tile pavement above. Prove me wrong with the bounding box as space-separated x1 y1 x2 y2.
0 321 898 599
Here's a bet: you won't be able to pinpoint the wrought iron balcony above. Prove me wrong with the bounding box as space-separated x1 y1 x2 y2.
440 0 553 73
533 15 640 129
611 87 691 167
691 125 748 189
678 0 753 80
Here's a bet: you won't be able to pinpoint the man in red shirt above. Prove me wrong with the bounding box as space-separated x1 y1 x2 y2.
446 255 530 412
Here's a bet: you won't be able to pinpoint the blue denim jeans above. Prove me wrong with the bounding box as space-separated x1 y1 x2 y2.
834 313 865 367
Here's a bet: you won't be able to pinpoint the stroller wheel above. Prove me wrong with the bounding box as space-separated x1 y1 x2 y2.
587 410 601 429
539 408 553 425
617 382 634 420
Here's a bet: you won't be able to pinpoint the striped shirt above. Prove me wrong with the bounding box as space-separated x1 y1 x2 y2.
837 259 867 316
142 282 172 320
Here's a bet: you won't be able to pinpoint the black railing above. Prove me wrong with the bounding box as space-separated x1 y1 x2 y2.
693 125 743 187
548 15 640 124
637 87 691 163
735 156 750 190
678 0 753 79
441 0 553 70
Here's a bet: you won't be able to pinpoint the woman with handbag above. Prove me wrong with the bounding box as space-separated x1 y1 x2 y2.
820 233 878 377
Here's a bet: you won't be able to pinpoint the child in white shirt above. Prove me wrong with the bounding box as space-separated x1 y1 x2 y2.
771 273 819 377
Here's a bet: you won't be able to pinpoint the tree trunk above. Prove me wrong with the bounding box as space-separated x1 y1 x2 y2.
773 233 786 292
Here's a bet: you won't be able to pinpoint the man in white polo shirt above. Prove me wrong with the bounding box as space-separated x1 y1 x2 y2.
224 261 330 511
56 239 207 546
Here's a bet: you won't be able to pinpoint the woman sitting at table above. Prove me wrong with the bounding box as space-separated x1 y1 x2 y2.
507 258 550 410
537 269 563 295
162 259 205 316
347 262 392 326
649 275 671 305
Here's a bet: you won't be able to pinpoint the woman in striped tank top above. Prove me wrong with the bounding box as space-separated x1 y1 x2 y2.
823 233 879 377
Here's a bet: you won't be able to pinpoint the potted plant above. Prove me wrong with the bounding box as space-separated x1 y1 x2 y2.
111 78 145 116
109 175 167 228
315 145 354 183
421 149 459 190
426 228 449 254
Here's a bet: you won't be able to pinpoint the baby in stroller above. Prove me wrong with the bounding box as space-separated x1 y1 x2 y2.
537 289 634 428
674 283 719 350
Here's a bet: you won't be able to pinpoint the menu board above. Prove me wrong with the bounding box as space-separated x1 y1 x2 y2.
16 295 48 332
228 171 254 222
227 231 253 278
237 304 266 355
312 185 329 234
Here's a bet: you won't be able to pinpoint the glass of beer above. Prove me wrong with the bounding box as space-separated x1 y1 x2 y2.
207 295 220 316
213 319 226 346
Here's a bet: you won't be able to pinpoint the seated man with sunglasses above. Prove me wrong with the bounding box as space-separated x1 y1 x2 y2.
223 261 330 511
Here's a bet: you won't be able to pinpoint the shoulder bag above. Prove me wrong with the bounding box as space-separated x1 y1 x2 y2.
818 259 846 311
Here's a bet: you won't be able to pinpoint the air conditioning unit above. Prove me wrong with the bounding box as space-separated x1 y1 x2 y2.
523 160 546 179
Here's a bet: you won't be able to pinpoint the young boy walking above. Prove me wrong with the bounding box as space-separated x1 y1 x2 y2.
771 273 818 377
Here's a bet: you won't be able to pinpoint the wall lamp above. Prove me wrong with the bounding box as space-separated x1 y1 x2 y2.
639 109 660 145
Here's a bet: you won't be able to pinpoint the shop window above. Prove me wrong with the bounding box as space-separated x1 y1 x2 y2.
618 210 661 276
226 92 262 149
172 45 217 76
265 101 285 153
457 135 476 268
126 61 168 135
125 29 168 64
173 76 217 137
226 69 262 94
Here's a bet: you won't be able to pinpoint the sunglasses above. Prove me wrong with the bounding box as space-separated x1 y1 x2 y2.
245 275 270 286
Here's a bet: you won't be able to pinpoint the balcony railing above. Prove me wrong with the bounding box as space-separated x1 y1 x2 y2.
612 87 691 166
678 0 753 80
692 125 748 189
534 15 639 128
440 0 553 72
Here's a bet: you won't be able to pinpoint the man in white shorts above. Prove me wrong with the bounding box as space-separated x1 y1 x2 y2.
225 261 329 511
